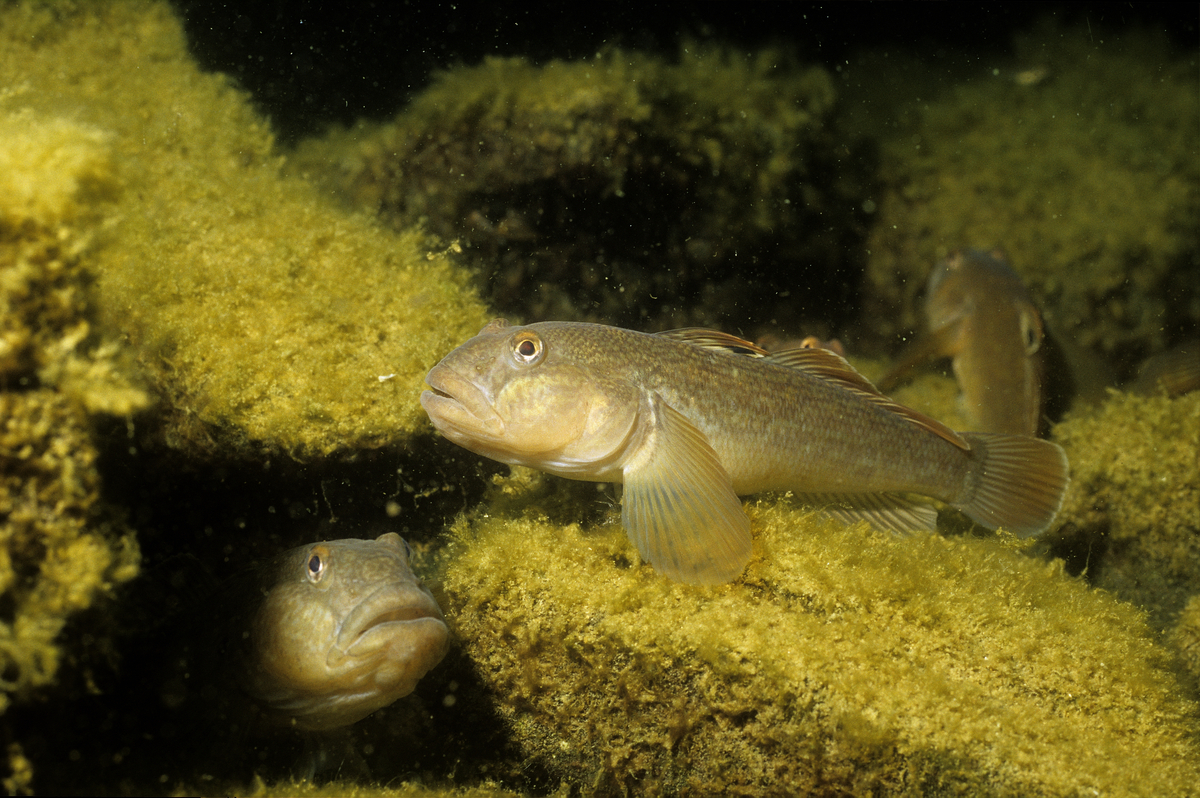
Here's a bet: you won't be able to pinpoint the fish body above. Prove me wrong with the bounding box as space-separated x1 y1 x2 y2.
880 249 1045 436
422 319 1068 585
243 533 450 730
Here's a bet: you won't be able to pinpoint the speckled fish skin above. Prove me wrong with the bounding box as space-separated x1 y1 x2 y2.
243 533 449 731
881 249 1046 436
422 320 1069 586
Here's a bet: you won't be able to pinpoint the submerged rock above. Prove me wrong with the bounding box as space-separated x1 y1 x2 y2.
443 474 1199 796
1049 390 1200 633
0 57 146 758
293 46 874 334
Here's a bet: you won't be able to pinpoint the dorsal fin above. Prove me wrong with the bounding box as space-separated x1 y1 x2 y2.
765 346 879 392
657 328 769 357
765 346 971 452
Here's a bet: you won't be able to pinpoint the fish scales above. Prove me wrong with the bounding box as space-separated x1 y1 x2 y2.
422 319 1069 585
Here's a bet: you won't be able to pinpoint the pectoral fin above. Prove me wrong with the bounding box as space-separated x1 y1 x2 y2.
876 318 968 392
621 395 752 585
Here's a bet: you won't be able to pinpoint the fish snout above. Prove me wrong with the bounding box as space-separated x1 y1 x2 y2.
325 581 450 716
421 364 505 443
333 581 447 659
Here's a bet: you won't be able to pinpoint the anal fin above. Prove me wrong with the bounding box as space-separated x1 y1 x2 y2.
807 492 939 535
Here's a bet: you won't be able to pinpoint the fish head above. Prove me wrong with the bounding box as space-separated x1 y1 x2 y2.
926 249 1042 341
924 249 978 329
925 250 1046 435
422 319 640 477
246 533 449 730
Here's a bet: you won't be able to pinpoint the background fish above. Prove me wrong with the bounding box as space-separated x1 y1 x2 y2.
757 334 848 357
81 531 451 783
422 320 1069 585
879 249 1046 436
243 532 451 731
1130 339 1200 397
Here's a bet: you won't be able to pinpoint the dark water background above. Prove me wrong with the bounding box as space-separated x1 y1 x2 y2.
173 2 1197 146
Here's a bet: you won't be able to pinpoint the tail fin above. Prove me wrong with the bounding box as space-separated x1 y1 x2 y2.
954 432 1069 537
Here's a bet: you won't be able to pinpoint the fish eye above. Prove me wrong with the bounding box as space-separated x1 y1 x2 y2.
1019 309 1044 355
305 546 329 583
510 331 545 366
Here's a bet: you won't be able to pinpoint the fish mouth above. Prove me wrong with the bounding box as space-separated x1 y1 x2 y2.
333 581 447 659
420 364 505 443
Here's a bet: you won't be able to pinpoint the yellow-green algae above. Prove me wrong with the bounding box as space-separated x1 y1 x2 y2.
0 2 489 792
1173 596 1200 687
860 22 1199 373
0 66 146 718
0 0 489 460
442 472 1200 797
298 46 838 237
235 775 525 798
0 109 149 415
0 105 147 797
292 46 868 331
1049 390 1200 633
0 391 141 692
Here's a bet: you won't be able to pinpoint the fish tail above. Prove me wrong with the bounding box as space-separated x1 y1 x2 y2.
954 432 1069 537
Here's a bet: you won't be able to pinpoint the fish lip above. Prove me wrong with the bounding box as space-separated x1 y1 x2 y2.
421 364 505 442
333 581 446 658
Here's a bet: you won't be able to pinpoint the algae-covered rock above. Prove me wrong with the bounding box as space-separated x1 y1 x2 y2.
1049 390 1200 632
861 22 1199 376
243 777 526 798
294 46 872 332
0 0 489 461
0 95 146 724
0 111 116 235
1173 596 1200 687
0 391 141 712
0 2 491 791
0 110 140 406
443 479 1200 796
